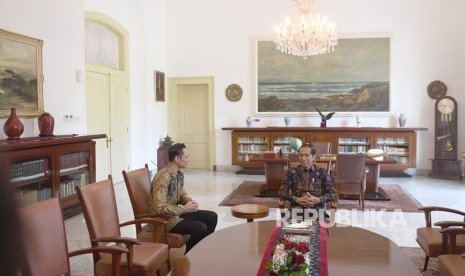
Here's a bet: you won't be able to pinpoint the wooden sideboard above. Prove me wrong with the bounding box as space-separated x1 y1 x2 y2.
0 134 106 217
222 127 427 174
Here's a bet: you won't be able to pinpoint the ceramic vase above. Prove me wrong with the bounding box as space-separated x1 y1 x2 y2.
284 116 291 127
38 112 55 137
3 108 24 140
246 116 253 127
398 114 406 127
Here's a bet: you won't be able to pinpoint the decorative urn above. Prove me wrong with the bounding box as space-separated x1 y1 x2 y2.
3 108 24 140
38 112 55 136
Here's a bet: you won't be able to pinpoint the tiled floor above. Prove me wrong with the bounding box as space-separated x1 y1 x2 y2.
65 169 465 274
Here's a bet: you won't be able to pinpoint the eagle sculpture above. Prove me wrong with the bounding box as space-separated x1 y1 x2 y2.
315 107 335 127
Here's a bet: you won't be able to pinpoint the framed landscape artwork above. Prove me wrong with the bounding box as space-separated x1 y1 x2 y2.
155 70 165 102
0 29 44 117
256 35 390 115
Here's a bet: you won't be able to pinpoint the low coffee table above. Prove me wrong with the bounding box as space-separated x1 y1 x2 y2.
231 204 270 223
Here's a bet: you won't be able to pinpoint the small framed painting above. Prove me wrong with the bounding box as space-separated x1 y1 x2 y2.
155 70 165 102
0 29 44 117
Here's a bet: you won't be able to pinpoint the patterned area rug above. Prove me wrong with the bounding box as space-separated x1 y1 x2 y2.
401 247 439 276
218 181 422 212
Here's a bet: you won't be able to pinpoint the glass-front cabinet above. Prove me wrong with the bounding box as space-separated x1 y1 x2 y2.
336 134 371 154
0 135 105 217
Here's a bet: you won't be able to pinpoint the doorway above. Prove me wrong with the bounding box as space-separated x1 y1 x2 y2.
168 77 215 170
85 12 131 183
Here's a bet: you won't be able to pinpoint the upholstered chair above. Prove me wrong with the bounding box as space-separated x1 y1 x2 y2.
122 164 190 250
416 206 465 271
20 197 127 276
438 227 465 276
334 153 368 209
76 176 170 275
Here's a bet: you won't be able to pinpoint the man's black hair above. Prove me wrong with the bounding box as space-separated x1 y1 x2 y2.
299 143 317 156
168 143 186 161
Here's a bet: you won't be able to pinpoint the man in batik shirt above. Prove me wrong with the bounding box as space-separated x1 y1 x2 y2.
279 143 337 221
150 143 217 253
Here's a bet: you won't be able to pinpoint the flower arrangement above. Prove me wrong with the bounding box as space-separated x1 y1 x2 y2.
266 235 310 276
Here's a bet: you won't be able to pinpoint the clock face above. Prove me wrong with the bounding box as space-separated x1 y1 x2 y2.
437 98 455 114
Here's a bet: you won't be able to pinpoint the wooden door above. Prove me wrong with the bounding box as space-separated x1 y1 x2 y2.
85 70 111 181
85 69 130 182
169 78 215 170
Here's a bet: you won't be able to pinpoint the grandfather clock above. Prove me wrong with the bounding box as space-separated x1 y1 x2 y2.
429 95 462 179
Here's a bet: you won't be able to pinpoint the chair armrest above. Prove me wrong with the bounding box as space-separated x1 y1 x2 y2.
418 206 465 227
136 213 175 220
120 217 169 244
69 245 128 275
91 236 142 247
440 228 465 254
434 221 465 228
119 217 167 228
69 245 128 257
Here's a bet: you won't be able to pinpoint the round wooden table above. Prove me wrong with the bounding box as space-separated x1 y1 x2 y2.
231 204 270 222
181 221 422 276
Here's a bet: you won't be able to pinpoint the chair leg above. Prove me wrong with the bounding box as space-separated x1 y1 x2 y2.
423 256 429 271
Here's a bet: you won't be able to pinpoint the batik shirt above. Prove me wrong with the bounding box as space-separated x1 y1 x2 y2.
279 164 337 209
149 163 190 230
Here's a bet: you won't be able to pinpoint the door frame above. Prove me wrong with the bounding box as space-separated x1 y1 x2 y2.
168 77 215 170
84 11 132 181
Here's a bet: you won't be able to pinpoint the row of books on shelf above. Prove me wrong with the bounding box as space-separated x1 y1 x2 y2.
237 136 267 143
376 137 408 145
338 137 369 144
378 146 408 155
60 172 88 197
391 156 409 164
338 145 368 153
16 184 53 207
60 152 89 173
272 137 294 143
10 158 50 184
237 144 268 153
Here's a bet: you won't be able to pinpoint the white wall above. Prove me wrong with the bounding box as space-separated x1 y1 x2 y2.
165 0 465 171
1 0 464 172
0 0 85 136
84 0 168 170
0 0 167 172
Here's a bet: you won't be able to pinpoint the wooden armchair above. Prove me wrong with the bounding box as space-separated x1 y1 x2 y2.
122 164 190 250
416 206 465 271
438 228 465 276
76 176 170 275
19 197 127 276
334 153 368 209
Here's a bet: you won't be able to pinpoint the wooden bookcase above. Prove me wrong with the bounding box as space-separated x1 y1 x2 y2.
0 134 106 217
223 127 427 174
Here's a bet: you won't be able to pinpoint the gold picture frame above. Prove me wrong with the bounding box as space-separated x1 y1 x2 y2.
0 29 44 117
155 70 165 102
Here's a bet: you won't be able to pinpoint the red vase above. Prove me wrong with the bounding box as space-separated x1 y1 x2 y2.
38 112 55 137
3 108 24 140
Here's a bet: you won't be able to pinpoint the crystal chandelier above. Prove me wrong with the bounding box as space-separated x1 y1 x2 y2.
274 0 337 59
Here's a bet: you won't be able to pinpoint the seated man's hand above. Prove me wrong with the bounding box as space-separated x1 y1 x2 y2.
185 200 198 213
297 194 321 207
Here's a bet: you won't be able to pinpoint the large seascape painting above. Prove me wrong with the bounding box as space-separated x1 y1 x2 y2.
0 29 43 117
256 36 390 114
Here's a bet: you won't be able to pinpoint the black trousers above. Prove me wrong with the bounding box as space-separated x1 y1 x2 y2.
169 210 218 253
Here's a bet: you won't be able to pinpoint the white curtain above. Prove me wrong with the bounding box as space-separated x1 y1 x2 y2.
85 23 119 69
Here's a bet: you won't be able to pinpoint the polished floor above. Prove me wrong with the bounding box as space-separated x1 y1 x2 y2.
65 169 465 274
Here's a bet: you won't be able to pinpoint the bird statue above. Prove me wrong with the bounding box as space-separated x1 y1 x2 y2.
315 107 335 127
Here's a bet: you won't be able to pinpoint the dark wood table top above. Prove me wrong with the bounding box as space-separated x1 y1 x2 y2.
182 220 421 276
